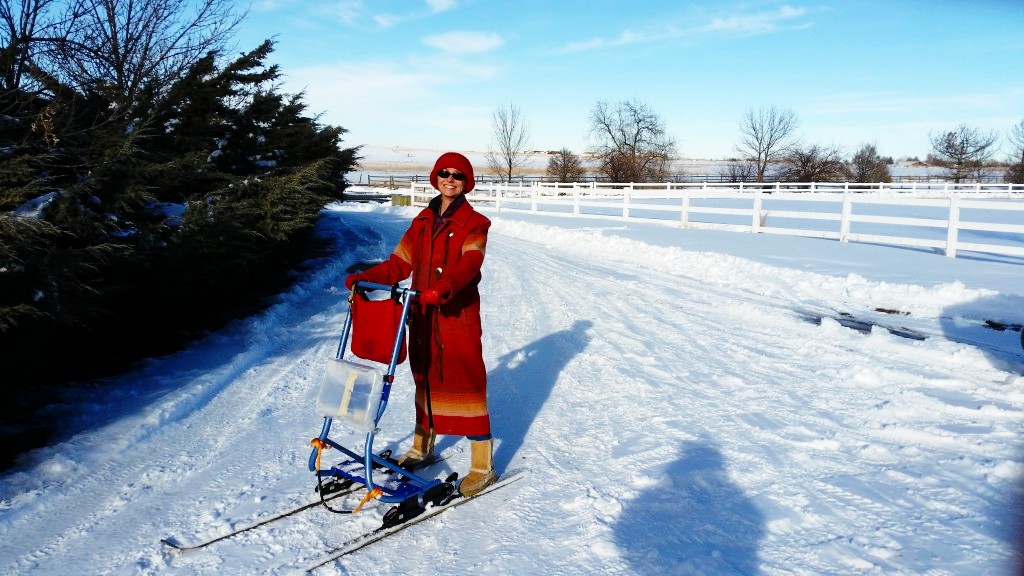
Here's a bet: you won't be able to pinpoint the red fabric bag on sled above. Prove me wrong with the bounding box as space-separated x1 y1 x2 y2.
350 294 407 365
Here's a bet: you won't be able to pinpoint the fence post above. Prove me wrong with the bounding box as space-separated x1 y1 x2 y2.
945 194 960 258
531 184 538 213
752 186 763 232
840 192 852 242
680 191 690 227
573 186 580 217
623 185 631 219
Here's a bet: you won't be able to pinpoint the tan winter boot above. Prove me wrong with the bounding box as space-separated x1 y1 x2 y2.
459 439 497 497
397 425 435 468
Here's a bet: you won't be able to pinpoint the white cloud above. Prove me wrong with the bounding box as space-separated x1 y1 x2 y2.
365 0 455 29
277 58 495 150
425 0 456 13
373 13 399 28
703 4 809 35
559 4 813 53
326 0 365 25
422 31 503 54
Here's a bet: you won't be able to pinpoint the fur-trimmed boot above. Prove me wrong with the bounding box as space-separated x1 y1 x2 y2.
459 439 497 497
397 425 435 468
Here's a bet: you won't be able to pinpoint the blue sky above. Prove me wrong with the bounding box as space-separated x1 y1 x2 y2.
237 1 1024 160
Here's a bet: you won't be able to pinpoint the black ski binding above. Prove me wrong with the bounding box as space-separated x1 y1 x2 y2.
381 473 458 528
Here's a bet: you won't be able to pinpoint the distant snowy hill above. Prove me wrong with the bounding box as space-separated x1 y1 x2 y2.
352 145 950 181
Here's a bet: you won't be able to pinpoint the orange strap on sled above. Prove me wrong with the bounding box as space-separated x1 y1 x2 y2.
310 438 330 472
353 487 383 514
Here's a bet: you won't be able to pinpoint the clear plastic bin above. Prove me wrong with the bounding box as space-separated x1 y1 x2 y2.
316 358 384 431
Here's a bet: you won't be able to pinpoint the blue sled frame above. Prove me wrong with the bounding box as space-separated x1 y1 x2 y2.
308 281 443 504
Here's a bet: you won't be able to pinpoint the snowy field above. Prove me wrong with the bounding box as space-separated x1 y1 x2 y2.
1 200 1023 575
350 145 951 182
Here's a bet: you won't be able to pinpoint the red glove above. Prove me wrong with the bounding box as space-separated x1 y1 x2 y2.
420 288 442 310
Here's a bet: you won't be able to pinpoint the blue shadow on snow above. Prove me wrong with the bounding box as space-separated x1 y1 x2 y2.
939 294 1024 374
476 319 593 475
613 439 765 575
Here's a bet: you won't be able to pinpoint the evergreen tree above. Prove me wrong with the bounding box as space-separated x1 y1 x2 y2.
0 37 359 451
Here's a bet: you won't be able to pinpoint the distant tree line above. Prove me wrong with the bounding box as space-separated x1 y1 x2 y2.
0 0 358 462
481 99 1024 185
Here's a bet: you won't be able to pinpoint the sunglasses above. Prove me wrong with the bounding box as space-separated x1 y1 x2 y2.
436 169 467 181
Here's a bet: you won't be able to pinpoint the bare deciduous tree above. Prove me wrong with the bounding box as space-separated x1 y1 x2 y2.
735 106 798 182
725 161 756 183
778 143 846 182
929 124 999 183
846 143 891 183
588 99 676 183
1005 119 1024 183
545 147 585 182
43 0 245 110
0 0 65 94
484 103 530 181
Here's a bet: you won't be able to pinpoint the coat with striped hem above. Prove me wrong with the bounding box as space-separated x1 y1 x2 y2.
354 197 491 437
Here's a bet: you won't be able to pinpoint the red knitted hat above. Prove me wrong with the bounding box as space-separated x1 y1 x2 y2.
430 152 475 193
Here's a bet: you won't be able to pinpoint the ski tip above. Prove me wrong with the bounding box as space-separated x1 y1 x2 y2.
160 537 186 550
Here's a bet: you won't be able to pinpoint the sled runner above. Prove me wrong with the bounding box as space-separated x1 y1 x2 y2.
308 281 458 518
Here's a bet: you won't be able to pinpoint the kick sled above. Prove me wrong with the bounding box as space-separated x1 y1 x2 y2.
162 279 524 568
308 280 457 527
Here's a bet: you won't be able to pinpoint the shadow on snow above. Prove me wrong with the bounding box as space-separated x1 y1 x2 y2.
480 319 593 475
613 439 766 575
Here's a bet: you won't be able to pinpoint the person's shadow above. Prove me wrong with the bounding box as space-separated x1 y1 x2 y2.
613 439 765 575
938 294 1024 373
479 319 593 474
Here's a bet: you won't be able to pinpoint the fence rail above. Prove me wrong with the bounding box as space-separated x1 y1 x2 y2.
402 181 1024 259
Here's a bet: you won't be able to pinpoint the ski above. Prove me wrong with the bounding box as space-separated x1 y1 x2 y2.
302 469 526 573
161 481 361 551
161 452 451 551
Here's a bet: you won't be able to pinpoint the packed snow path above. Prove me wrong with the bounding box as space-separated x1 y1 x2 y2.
1 203 1021 575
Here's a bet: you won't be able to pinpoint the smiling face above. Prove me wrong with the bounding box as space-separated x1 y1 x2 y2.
436 168 466 200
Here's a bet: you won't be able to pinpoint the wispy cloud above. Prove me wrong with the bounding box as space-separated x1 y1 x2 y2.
369 0 456 29
373 13 400 28
425 0 456 13
702 4 809 35
333 1 366 26
560 4 813 53
423 31 504 54
283 52 498 112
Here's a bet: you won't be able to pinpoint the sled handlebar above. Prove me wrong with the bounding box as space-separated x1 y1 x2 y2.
352 280 419 300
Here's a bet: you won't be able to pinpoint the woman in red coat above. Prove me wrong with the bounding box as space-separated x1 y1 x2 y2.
345 152 495 496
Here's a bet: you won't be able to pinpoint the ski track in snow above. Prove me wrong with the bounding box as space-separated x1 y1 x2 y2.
1 202 1022 575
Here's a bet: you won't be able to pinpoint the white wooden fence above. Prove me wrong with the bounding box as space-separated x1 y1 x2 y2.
405 181 1024 259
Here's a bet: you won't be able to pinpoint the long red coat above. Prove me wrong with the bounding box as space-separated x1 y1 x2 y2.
355 196 491 437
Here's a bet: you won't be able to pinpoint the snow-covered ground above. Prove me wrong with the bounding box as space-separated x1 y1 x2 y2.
1 200 1023 575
